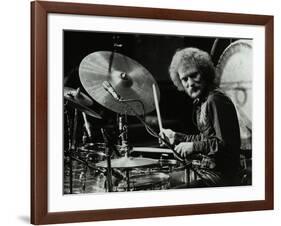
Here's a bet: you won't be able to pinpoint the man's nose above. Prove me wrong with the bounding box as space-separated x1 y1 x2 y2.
187 78 195 87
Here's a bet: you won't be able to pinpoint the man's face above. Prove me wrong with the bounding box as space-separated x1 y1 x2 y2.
178 66 206 99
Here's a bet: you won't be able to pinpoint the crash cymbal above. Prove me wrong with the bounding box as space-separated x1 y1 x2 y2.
64 87 102 119
79 51 160 115
95 156 158 169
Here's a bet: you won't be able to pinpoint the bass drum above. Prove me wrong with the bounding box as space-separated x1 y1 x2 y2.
216 40 252 150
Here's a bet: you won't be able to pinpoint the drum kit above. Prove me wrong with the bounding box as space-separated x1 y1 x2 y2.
63 49 191 194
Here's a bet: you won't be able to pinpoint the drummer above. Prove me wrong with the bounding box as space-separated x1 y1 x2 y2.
161 47 241 187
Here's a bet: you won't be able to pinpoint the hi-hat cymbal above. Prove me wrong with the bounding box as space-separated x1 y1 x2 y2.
64 87 102 119
79 51 160 115
95 157 158 169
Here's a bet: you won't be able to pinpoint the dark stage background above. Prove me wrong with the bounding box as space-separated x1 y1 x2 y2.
63 30 236 147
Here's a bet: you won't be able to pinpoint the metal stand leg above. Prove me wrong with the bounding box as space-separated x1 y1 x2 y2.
69 108 78 194
106 150 113 192
101 128 114 192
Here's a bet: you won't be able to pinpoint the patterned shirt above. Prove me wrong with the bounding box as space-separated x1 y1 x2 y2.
174 89 241 184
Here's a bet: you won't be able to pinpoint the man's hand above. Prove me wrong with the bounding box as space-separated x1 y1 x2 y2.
160 129 176 145
175 142 194 158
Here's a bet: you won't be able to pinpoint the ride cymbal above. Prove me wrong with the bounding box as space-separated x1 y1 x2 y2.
79 51 160 115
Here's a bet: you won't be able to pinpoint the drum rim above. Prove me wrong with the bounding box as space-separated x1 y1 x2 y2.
216 39 252 85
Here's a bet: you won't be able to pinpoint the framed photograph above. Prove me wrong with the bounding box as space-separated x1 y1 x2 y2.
31 1 274 224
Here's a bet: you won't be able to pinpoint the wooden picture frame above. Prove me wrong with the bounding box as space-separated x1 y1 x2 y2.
31 0 274 224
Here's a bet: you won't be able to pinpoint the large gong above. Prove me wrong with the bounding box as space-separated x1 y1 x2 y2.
216 40 252 150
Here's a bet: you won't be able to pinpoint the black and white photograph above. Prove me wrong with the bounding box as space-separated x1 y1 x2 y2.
63 31 253 195
29 1 274 225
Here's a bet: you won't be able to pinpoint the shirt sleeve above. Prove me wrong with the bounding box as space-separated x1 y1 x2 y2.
192 94 240 156
174 132 205 144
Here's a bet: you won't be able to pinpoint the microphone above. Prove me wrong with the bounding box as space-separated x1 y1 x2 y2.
102 81 122 101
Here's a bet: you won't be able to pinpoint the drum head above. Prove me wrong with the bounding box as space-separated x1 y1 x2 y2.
216 40 252 149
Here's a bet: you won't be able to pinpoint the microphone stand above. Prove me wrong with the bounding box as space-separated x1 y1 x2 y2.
119 99 186 164
101 128 114 192
68 108 79 194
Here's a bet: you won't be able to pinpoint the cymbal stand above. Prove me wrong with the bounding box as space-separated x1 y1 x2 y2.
64 102 72 152
108 35 122 73
101 128 114 192
68 108 79 194
117 113 130 157
68 107 96 193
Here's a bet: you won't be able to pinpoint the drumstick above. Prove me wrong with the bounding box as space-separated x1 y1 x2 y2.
152 84 163 133
82 112 92 138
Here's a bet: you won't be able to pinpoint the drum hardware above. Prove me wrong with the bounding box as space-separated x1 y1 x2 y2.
64 104 72 152
158 154 179 172
98 128 131 191
64 87 102 194
117 113 131 157
108 35 123 73
68 106 78 194
100 128 114 192
115 144 132 157
105 151 113 192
